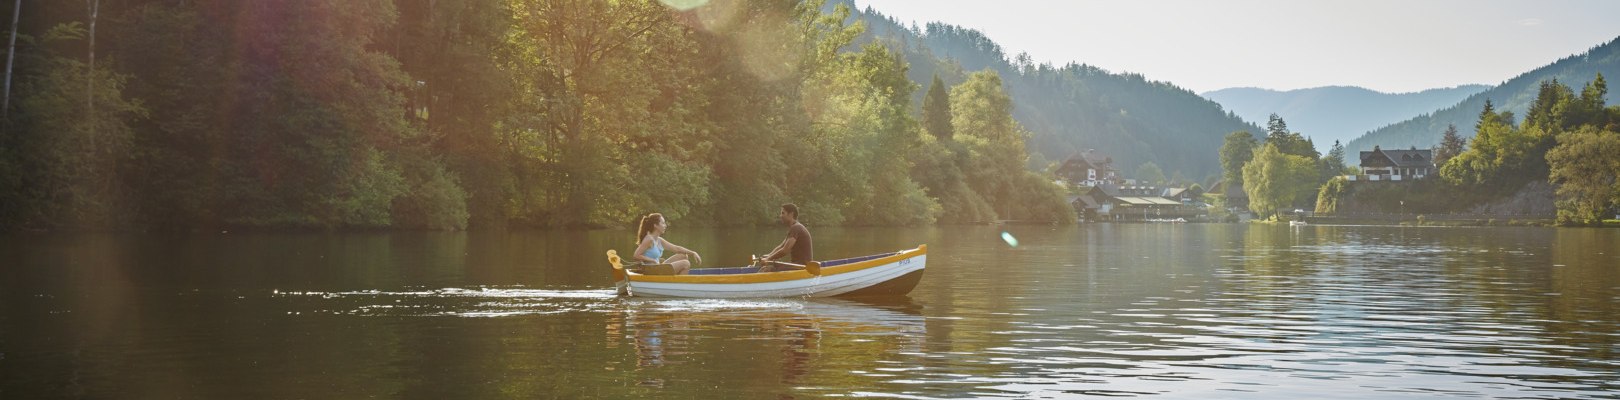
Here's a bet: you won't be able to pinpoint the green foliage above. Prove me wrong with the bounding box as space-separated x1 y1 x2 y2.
1424 74 1620 222
1314 176 1347 214
1 0 1083 231
1321 140 1352 179
911 135 995 223
1439 99 1541 186
922 73 953 141
1219 130 1257 185
849 10 1257 183
1264 114 1319 159
1546 126 1620 224
910 69 1072 224
391 0 515 228
1349 38 1620 154
1135 162 1165 185
1 22 144 229
1434 124 1466 166
1242 143 1318 219
800 42 937 226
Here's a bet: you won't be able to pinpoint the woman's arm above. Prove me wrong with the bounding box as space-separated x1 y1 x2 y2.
660 237 701 265
634 236 657 263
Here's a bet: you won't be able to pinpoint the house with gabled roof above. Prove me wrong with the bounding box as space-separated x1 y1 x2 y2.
1355 145 1435 181
1054 149 1120 187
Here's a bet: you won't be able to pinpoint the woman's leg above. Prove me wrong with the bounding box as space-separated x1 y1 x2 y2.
666 253 690 274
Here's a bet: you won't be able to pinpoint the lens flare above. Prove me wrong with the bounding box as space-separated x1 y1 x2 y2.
1001 231 1019 248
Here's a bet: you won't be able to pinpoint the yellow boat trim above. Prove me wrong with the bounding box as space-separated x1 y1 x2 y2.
630 244 926 284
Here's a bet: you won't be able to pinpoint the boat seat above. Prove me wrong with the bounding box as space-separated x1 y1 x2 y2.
631 263 679 275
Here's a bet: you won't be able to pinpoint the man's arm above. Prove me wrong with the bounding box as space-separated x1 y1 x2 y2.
764 237 796 261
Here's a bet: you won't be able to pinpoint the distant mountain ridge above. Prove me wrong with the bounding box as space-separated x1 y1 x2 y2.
1347 36 1620 154
1202 85 1490 152
844 0 1259 182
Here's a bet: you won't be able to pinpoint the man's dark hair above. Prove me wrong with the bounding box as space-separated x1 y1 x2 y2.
781 203 798 218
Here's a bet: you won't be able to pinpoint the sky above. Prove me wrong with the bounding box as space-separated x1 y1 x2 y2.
853 0 1620 94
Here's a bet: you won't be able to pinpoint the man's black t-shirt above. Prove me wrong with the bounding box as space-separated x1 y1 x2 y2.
787 222 813 263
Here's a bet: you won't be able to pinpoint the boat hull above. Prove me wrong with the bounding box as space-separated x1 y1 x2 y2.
623 246 926 298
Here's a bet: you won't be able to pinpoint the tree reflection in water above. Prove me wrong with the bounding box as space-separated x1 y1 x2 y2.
604 297 926 394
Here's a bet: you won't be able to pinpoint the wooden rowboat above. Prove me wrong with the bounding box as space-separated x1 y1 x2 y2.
604 245 927 298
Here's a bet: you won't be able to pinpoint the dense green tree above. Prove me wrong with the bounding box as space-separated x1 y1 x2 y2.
102 2 231 228
0 0 1091 231
1135 162 1165 185
1242 143 1317 219
1433 76 1615 223
946 70 1071 223
952 70 1020 208
1219 130 1257 186
1546 126 1620 224
225 1 424 228
922 73 952 141
388 0 513 229
1441 99 1521 186
1322 140 1349 178
1265 113 1288 139
1524 79 1577 132
506 0 718 227
1434 123 1466 166
1314 176 1348 214
800 43 937 225
851 10 1257 183
1 22 143 228
1264 114 1318 159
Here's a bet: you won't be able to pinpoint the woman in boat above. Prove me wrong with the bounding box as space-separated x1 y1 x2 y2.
634 213 699 275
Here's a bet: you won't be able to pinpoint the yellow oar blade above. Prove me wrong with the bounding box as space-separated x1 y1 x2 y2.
606 250 627 282
805 261 821 276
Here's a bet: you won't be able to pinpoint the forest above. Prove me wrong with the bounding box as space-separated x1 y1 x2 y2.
0 0 1076 231
848 4 1260 185
1347 36 1619 155
1243 75 1620 225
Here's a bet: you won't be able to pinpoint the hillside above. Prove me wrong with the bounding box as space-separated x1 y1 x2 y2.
1202 85 1489 152
846 1 1259 182
1347 36 1620 154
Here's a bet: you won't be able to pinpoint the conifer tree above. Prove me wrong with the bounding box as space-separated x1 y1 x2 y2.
1323 140 1348 176
922 73 952 141
1434 124 1466 166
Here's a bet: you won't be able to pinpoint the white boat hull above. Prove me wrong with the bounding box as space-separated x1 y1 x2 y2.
617 245 927 298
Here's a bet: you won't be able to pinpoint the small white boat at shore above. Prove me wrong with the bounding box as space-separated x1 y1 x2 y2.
605 245 927 298
1289 220 1307 226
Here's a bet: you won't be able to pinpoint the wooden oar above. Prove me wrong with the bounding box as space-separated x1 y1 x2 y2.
757 260 822 276
605 250 628 295
750 254 819 275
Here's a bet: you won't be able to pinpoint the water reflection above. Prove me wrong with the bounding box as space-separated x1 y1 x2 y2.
604 297 926 390
4 226 1619 398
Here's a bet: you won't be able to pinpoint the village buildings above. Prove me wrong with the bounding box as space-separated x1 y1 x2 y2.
1056 150 1208 222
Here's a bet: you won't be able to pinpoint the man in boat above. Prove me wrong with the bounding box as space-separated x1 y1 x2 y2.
757 203 813 272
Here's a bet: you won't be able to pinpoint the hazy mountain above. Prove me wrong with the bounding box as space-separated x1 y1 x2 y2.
1202 85 1490 152
1347 36 1620 154
844 1 1259 183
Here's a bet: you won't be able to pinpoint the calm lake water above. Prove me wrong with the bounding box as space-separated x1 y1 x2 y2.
3 224 1618 399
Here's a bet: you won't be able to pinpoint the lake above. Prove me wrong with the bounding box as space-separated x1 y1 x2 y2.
3 224 1617 398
